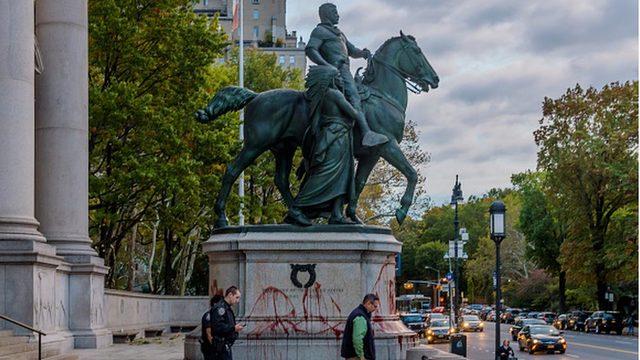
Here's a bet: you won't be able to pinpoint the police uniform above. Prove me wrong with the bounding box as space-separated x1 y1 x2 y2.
200 308 215 360
211 300 238 360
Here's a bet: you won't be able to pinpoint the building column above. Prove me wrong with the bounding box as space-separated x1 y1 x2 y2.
35 0 96 260
35 0 111 348
0 0 62 341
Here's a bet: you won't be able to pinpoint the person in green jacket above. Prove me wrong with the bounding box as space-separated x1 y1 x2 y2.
341 294 379 359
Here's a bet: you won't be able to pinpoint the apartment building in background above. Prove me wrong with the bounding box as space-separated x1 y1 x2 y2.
194 0 307 73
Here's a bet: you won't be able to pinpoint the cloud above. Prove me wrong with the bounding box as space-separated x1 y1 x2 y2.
286 0 638 205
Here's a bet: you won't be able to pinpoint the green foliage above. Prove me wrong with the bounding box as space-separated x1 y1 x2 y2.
534 81 638 308
87 0 305 294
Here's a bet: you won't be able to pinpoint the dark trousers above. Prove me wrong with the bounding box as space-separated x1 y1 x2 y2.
200 342 216 360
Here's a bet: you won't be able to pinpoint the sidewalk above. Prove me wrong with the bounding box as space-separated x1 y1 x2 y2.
72 333 185 360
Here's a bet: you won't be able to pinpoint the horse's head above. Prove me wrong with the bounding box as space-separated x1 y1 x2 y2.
373 31 439 93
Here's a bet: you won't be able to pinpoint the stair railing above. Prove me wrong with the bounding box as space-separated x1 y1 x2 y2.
0 314 47 360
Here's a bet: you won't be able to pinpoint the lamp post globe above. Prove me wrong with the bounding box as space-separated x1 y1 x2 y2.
489 200 506 240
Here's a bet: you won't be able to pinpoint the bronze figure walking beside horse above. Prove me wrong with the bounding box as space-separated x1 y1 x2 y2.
196 32 439 228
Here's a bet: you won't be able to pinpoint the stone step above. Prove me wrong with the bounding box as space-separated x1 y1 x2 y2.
0 342 37 356
46 353 79 360
0 349 78 360
0 331 14 338
0 335 29 346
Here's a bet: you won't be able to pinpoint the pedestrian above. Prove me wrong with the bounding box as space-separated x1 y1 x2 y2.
626 314 635 336
211 286 244 360
341 293 379 360
200 294 223 360
497 339 515 360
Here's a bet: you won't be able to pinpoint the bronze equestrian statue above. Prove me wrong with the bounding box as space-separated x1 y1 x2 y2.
197 31 439 228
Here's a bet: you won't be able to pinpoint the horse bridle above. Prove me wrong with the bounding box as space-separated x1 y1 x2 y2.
370 40 426 94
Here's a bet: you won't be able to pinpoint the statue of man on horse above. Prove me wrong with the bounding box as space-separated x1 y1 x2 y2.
196 3 439 228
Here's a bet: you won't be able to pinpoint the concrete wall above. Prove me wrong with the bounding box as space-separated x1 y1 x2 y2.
104 289 208 335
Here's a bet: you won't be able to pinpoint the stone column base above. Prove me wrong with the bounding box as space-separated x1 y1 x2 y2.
185 225 418 360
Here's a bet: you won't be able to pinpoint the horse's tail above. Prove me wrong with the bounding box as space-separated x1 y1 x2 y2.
196 86 258 123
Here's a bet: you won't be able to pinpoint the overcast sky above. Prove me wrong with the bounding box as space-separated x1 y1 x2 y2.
285 0 638 205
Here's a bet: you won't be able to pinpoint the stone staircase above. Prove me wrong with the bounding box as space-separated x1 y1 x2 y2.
0 330 77 360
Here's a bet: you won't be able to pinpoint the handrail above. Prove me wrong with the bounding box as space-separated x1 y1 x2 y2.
0 314 47 335
1 314 46 360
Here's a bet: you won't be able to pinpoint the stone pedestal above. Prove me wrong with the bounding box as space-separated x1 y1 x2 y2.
185 225 418 360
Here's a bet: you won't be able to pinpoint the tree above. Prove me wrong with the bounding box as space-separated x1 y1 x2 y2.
512 171 568 312
534 81 638 309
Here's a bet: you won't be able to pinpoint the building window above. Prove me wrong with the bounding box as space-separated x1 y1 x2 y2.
253 9 259 19
253 26 259 39
279 55 285 65
289 56 295 64
252 0 260 4
203 0 208 5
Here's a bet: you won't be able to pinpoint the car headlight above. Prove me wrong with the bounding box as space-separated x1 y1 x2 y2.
479 322 484 327
463 322 469 327
559 338 566 344
449 328 455 334
428 329 434 335
533 339 539 344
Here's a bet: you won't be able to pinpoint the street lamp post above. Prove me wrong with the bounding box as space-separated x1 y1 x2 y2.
489 200 506 360
451 175 463 326
425 265 441 307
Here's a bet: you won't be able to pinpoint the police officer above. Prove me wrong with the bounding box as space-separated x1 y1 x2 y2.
201 294 223 360
211 286 244 360
305 3 387 148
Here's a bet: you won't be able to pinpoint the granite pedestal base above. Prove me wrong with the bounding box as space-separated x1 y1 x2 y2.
185 225 418 360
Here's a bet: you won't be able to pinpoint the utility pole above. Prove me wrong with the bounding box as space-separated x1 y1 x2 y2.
451 175 463 327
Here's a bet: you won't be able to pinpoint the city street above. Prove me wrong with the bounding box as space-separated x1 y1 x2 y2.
427 322 639 360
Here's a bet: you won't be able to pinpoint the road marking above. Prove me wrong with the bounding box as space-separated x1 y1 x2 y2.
570 341 639 355
615 340 634 345
566 354 579 358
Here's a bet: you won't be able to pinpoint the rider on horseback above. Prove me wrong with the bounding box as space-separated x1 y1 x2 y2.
306 3 388 148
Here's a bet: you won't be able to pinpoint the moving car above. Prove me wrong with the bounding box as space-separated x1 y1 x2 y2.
401 313 426 335
460 315 484 332
567 310 592 331
517 324 567 354
510 318 546 341
426 312 446 326
501 308 522 324
584 311 623 335
554 314 570 330
425 319 453 344
537 312 557 324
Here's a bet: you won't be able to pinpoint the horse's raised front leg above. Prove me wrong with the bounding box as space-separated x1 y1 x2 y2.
379 140 418 225
347 153 380 224
214 146 263 228
272 146 296 209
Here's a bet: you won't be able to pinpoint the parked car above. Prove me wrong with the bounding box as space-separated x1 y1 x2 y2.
460 315 484 332
401 313 426 335
536 312 557 324
510 318 547 341
425 319 453 344
585 311 623 335
567 310 592 331
554 314 570 330
517 325 567 354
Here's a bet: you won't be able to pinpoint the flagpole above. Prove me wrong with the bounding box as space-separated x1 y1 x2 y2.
238 0 245 226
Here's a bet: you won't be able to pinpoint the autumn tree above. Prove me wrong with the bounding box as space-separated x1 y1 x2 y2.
534 81 638 309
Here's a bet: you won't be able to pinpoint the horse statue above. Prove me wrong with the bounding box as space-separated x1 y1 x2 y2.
197 31 439 228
